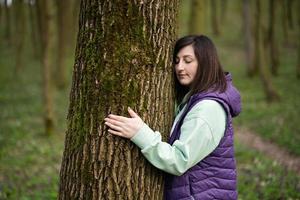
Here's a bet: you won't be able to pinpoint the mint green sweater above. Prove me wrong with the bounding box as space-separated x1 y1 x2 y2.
130 99 226 176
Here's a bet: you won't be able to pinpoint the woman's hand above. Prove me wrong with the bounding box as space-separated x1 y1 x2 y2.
104 107 144 139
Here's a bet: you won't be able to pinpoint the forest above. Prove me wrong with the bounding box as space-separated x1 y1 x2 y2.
0 0 299 199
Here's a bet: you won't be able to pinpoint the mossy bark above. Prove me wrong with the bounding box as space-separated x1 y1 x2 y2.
58 0 178 199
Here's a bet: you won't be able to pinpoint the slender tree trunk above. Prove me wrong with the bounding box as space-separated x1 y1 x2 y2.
28 1 40 59
280 0 288 40
243 0 254 77
58 0 178 199
189 0 207 34
220 0 228 24
297 0 300 79
210 0 220 36
255 0 280 102
56 0 72 88
268 0 280 76
37 0 55 135
4 0 11 44
14 0 26 74
287 0 294 29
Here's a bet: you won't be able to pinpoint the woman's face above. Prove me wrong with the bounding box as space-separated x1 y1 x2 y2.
174 44 198 88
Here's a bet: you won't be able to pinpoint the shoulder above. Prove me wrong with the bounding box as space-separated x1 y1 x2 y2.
184 100 226 122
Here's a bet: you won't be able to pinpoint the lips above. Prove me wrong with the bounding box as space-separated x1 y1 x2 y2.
178 74 188 78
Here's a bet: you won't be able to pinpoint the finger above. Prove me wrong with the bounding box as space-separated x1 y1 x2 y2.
104 118 124 127
108 114 128 122
108 129 124 137
128 107 139 118
104 121 123 132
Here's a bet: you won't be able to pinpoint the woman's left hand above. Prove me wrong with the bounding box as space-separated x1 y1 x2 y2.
104 107 144 139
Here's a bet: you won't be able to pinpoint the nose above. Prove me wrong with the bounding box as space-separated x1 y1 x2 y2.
176 60 184 71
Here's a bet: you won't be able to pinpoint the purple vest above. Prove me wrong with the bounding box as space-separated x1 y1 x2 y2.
164 73 241 200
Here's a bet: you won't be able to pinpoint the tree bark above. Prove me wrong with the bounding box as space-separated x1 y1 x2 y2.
268 0 280 76
243 0 255 77
189 0 207 34
58 0 178 199
255 0 280 102
37 0 55 134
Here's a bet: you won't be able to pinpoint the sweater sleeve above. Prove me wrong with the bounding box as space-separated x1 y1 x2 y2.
130 100 226 176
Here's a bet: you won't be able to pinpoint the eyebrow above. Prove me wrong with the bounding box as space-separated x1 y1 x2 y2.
176 55 194 59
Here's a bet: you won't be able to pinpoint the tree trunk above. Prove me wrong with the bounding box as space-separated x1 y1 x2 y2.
14 0 26 74
37 0 55 134
280 0 288 40
189 0 207 34
56 0 73 88
220 0 228 24
268 0 280 76
28 1 40 59
255 0 280 102
297 0 300 79
3 0 12 44
243 0 254 77
287 0 294 29
210 0 220 36
58 0 178 199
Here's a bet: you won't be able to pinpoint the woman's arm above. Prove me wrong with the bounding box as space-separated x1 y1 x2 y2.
104 100 226 176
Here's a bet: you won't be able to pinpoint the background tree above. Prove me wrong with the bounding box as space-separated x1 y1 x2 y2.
243 0 254 77
58 0 178 199
210 0 220 36
268 0 280 76
14 0 26 74
3 0 12 44
36 0 56 134
189 0 207 34
56 0 73 88
254 0 280 102
297 0 300 79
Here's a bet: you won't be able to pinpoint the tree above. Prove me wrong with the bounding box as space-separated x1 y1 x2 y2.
243 0 254 77
268 0 280 76
36 0 56 134
56 0 73 88
210 0 220 36
58 0 178 199
297 0 300 79
14 0 26 74
189 0 208 34
254 0 280 102
3 0 12 44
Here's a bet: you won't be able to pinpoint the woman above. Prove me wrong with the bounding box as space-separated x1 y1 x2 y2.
104 35 241 200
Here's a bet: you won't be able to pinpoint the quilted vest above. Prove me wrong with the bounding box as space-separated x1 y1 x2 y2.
164 73 241 200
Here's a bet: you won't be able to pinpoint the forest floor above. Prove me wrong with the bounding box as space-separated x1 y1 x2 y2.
236 127 300 176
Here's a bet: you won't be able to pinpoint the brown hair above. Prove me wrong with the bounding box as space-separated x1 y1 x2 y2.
173 35 227 104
